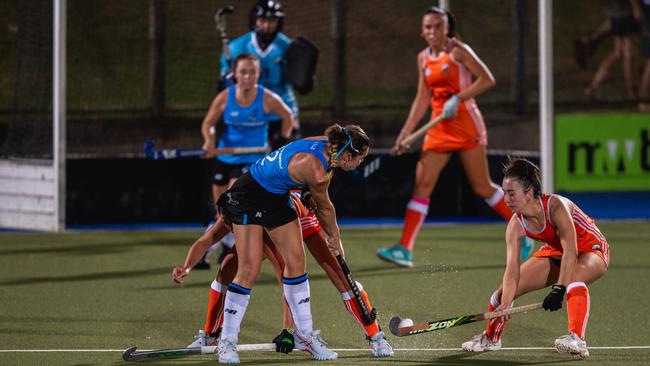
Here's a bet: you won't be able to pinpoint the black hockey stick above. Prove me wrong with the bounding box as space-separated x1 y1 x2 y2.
335 253 376 325
122 343 275 361
144 140 269 160
389 302 543 337
215 5 234 64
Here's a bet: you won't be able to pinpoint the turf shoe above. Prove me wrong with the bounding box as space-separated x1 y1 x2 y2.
217 335 239 364
555 333 590 359
368 331 394 357
187 329 219 348
519 236 535 261
376 244 413 268
461 331 502 352
295 330 338 360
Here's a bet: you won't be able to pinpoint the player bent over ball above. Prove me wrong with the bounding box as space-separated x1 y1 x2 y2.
462 157 609 359
172 192 393 358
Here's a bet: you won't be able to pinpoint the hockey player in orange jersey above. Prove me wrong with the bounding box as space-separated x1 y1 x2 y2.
377 6 534 268
461 158 609 359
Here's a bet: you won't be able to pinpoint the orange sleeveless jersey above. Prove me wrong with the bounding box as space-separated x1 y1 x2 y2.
421 42 487 153
515 194 610 266
290 191 321 239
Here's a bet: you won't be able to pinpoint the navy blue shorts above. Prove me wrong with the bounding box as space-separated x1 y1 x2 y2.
210 158 249 186
217 172 297 228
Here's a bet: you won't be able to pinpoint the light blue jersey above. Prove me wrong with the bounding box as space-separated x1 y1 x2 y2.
250 139 329 194
217 85 269 165
221 32 298 118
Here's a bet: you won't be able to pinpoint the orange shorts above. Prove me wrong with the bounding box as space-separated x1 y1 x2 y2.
533 241 610 267
422 108 487 153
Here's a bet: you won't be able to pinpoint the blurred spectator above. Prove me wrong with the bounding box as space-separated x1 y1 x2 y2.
578 0 642 100
640 0 650 111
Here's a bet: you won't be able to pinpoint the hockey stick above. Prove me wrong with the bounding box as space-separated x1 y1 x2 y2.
389 302 543 337
144 140 269 160
122 343 275 362
347 114 447 180
215 5 234 64
335 253 376 325
400 113 446 147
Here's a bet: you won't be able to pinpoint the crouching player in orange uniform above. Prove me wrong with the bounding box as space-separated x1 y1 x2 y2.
461 158 609 359
172 191 394 358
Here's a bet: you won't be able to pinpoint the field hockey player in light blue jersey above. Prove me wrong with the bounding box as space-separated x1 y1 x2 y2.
198 52 293 270
214 124 369 363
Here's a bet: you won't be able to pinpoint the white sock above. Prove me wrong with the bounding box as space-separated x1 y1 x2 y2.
205 243 221 259
221 232 235 248
283 274 313 336
221 284 251 339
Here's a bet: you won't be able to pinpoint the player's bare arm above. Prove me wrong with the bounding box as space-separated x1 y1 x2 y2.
393 51 432 155
201 89 228 156
289 152 343 256
548 195 578 286
499 215 524 308
172 221 226 283
451 43 496 100
263 89 293 139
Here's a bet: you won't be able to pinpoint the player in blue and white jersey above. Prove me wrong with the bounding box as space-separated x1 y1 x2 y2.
214 124 369 363
198 53 292 270
220 0 299 150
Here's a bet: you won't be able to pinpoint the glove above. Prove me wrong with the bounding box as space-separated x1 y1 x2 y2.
442 95 460 119
543 284 566 311
272 328 295 353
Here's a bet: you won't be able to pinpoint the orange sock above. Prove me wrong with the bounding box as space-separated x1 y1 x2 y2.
485 187 513 221
567 282 590 339
485 291 507 342
203 280 225 334
342 288 380 337
399 196 429 251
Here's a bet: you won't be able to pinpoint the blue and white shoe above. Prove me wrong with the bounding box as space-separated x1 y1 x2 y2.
519 237 535 261
295 330 338 360
217 335 239 364
377 245 413 268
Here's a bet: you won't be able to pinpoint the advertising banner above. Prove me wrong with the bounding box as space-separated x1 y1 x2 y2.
555 114 650 192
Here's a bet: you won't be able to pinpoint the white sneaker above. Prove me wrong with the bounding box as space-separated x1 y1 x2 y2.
295 330 338 360
187 330 219 348
217 335 239 364
555 333 590 359
461 331 502 352
369 331 394 357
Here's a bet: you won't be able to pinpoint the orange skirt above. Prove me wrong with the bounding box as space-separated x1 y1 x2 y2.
422 108 487 153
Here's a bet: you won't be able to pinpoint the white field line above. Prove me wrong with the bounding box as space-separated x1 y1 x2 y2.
0 346 649 353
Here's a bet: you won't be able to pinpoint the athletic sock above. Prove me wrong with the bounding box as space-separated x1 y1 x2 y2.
485 187 513 221
221 283 251 339
204 280 226 334
221 232 235 249
567 282 590 340
485 291 508 342
282 274 313 336
399 196 429 251
341 282 380 337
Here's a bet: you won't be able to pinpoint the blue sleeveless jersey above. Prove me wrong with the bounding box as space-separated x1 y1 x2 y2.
217 85 269 165
221 32 298 119
250 139 329 194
